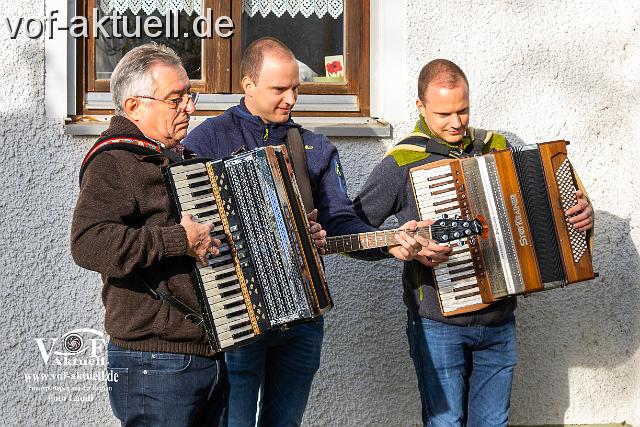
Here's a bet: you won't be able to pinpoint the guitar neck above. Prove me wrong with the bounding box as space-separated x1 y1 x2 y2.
324 226 433 254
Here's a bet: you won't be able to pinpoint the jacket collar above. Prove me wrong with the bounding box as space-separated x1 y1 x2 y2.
100 115 151 142
230 98 301 142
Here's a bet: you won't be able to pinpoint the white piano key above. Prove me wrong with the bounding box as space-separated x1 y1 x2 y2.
209 294 245 310
436 273 479 287
219 331 255 349
170 163 207 175
213 317 251 333
217 324 254 342
173 177 210 190
203 275 238 291
415 188 457 201
206 288 242 305
171 172 209 184
211 306 248 325
177 183 211 197
182 205 220 219
439 283 481 299
437 276 478 291
198 262 236 277
203 284 241 301
178 195 216 211
176 190 215 204
435 268 476 282
442 295 483 312
200 265 236 279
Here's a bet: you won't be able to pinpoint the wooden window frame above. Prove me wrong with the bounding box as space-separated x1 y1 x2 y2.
78 0 369 116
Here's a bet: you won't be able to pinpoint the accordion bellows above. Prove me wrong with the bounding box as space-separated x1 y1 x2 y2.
163 146 331 353
409 140 595 316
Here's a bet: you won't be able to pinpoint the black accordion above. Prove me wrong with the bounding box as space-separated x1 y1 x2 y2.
163 145 331 353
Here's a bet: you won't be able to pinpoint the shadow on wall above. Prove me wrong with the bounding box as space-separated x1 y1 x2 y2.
512 210 639 424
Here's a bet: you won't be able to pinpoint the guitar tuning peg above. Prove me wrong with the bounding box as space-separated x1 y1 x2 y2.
441 214 449 219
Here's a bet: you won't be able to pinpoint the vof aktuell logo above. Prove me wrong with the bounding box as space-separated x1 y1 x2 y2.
35 328 106 367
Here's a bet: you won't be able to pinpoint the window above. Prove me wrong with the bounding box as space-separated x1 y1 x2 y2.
77 0 370 116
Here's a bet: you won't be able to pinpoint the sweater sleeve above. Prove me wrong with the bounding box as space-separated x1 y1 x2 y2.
309 136 391 260
314 137 375 237
70 152 188 279
353 155 405 228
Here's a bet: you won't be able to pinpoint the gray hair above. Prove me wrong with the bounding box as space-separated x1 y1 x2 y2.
110 43 184 116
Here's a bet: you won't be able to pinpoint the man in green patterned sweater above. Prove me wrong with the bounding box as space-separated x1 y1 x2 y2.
354 59 593 426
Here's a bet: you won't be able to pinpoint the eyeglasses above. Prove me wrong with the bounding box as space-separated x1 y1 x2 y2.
135 92 199 111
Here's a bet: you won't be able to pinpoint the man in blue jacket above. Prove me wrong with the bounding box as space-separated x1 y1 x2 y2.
183 37 431 426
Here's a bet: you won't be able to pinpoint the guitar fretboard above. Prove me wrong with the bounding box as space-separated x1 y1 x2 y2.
324 227 432 254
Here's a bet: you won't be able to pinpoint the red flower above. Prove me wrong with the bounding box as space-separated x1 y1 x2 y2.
326 61 343 74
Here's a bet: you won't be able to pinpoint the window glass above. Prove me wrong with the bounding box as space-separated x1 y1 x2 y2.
94 10 202 80
242 12 344 83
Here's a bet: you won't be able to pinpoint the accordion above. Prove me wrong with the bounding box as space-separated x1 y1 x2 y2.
409 140 595 316
163 145 331 353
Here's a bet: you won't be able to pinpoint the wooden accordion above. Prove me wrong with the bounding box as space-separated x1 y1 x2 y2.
409 140 595 316
163 145 331 353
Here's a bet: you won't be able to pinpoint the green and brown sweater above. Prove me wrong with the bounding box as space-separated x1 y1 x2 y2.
353 118 515 326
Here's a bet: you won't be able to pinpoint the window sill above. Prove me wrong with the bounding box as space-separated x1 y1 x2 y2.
63 115 391 138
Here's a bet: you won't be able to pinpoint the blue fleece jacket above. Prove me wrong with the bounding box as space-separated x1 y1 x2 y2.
183 99 377 239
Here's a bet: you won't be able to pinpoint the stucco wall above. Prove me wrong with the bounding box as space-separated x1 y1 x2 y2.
1 0 639 426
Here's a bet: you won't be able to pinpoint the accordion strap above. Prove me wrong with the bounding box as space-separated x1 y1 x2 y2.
79 136 163 185
286 127 315 213
133 271 204 325
388 127 492 159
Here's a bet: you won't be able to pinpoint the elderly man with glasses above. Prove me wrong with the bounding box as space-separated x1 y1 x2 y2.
71 43 226 426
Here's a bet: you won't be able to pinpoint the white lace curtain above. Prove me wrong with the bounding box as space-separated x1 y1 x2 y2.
242 0 343 19
98 0 343 19
99 0 202 15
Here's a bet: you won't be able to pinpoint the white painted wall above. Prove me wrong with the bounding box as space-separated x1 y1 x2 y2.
1 0 638 425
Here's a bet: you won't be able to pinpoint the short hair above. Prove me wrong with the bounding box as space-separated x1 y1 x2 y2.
417 59 469 102
241 37 296 84
110 43 183 116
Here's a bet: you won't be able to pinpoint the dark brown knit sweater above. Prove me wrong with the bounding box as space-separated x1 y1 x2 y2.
71 116 214 356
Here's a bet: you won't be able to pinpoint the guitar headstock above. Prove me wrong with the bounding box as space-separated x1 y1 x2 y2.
430 215 486 244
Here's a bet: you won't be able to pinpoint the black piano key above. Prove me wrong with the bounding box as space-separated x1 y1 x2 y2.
448 265 476 275
232 329 254 339
220 288 241 298
186 171 208 180
223 299 246 310
194 200 216 209
228 320 251 331
188 179 210 189
192 188 213 197
450 272 478 283
195 210 218 219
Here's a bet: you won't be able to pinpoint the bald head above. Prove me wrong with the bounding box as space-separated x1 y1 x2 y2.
418 59 469 102
241 37 296 84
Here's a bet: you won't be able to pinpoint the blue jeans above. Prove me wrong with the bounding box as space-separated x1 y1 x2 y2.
107 342 228 427
224 319 324 427
406 313 516 427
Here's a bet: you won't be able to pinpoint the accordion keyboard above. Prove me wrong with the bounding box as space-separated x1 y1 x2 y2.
169 162 255 350
411 166 484 313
